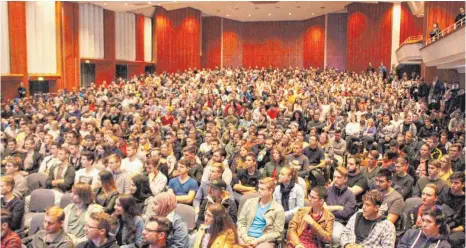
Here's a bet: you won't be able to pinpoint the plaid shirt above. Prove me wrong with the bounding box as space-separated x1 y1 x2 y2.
340 212 396 248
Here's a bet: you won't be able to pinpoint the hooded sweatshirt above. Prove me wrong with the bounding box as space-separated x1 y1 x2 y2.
398 229 451 248
76 238 120 248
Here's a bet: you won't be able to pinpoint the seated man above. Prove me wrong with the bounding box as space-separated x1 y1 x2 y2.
76 212 119 248
121 142 144 177
1 210 22 247
237 177 285 247
375 168 404 226
22 206 74 248
286 142 311 178
4 157 27 198
326 166 357 246
106 154 131 194
200 148 233 185
45 147 76 193
0 176 25 231
437 172 465 247
346 157 368 203
287 186 334 247
340 190 396 248
193 162 234 214
407 184 440 229
232 153 262 202
168 159 199 205
412 160 449 197
141 216 173 248
74 152 100 189
392 156 414 199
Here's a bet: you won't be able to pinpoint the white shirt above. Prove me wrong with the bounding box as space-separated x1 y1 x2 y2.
75 167 100 188
121 157 144 176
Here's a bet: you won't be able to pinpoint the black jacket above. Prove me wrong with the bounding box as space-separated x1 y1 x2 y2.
45 164 76 192
1 196 25 231
76 237 119 248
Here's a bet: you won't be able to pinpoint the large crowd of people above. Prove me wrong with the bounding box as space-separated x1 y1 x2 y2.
0 65 465 248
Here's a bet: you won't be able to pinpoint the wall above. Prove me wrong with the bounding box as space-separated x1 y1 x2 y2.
222 18 243 68
303 16 325 69
399 2 423 45
327 13 347 70
201 16 221 69
62 2 80 91
154 7 201 73
346 2 393 73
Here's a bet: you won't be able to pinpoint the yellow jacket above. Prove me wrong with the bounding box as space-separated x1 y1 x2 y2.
193 225 238 248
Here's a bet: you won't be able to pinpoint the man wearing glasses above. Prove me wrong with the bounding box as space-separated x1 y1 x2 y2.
141 216 173 248
76 212 118 248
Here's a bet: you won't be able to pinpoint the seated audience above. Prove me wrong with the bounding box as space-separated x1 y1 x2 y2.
412 160 449 197
193 203 238 248
448 143 465 172
286 142 311 178
112 194 144 247
23 138 43 174
1 210 22 248
22 206 74 248
194 163 234 213
237 177 285 247
201 148 233 185
232 153 262 201
392 156 415 199
340 190 396 248
196 179 237 228
151 192 189 248
407 184 440 229
361 150 380 187
45 147 76 195
168 159 199 205
106 154 131 194
4 157 27 198
273 166 305 223
76 211 119 248
399 208 451 248
436 172 465 247
144 157 168 196
121 142 144 177
130 175 153 215
346 157 368 203
74 152 100 189
94 170 120 214
141 216 173 248
263 147 286 180
0 176 25 231
38 142 60 174
287 186 334 247
375 169 404 226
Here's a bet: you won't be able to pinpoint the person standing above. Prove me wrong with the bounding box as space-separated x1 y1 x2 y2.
17 83 27 99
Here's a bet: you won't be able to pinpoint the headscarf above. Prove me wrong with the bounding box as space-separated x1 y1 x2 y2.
152 191 177 217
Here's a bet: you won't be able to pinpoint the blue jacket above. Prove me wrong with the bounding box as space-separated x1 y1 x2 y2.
166 213 189 248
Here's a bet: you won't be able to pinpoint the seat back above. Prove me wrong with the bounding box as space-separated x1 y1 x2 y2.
29 189 55 212
28 213 45 236
26 173 48 193
238 193 260 214
60 193 72 208
175 204 196 231
403 197 422 213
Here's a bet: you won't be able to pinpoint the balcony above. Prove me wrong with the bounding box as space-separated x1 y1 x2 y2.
396 35 423 64
420 17 466 72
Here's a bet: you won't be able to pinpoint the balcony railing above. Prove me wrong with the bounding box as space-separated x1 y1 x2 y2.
426 17 466 45
400 35 423 46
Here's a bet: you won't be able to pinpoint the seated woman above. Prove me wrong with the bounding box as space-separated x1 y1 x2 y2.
196 179 237 228
63 183 103 244
0 176 24 231
112 194 144 248
94 170 119 214
263 148 285 181
399 208 451 248
152 192 189 248
130 175 153 216
273 166 305 223
193 203 238 248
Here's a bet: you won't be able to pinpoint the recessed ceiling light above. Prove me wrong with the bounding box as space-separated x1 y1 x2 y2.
289 12 291 15
148 2 151 4
248 14 251 16
103 2 107 5
268 13 271 16
124 3 128 6
158 4 161 6
226 14 229 16
312 12 315 15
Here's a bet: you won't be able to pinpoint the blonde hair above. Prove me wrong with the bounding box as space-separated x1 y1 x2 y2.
335 166 348 178
46 206 65 222
259 177 276 190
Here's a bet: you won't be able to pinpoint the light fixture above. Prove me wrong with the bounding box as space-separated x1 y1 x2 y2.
124 3 128 6
148 2 151 4
268 13 271 16
289 12 291 15
38 77 44 81
85 60 90 64
103 2 107 5
312 12 315 15
248 14 251 16
226 14 229 17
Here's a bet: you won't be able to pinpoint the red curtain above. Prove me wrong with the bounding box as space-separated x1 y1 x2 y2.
223 19 243 68
399 2 423 45
327 13 347 70
303 16 325 69
136 15 145 62
346 2 393 73
424 1 465 40
201 17 221 69
155 7 201 73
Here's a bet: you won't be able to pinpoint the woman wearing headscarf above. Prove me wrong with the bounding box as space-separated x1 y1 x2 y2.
130 175 153 215
151 191 189 248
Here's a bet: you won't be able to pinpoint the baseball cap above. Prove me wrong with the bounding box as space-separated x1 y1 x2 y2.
210 179 227 191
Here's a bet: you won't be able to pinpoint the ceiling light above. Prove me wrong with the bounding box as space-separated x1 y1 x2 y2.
312 12 315 15
124 3 128 6
268 13 271 16
248 14 251 16
148 2 151 4
289 12 291 15
226 14 229 16
103 2 107 5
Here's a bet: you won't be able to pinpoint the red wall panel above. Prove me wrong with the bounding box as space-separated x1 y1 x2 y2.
327 13 347 70
242 21 304 68
303 16 325 69
97 10 116 85
399 2 423 45
7 2 28 85
154 7 201 73
136 15 145 62
201 17 221 69
347 2 393 73
62 2 80 91
223 19 243 68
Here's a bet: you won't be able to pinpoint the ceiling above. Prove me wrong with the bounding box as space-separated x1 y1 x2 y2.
83 1 352 21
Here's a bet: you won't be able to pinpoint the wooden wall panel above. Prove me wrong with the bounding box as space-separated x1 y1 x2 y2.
7 2 28 86
61 2 80 91
303 16 325 69
201 16 221 69
136 14 145 62
222 18 243 68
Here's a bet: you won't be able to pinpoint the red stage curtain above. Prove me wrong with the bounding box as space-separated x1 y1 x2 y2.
400 2 423 45
303 16 325 69
347 2 393 73
155 7 201 73
201 17 221 69
222 19 243 68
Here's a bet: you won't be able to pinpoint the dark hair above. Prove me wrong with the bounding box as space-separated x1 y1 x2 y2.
450 172 465 183
206 204 238 247
72 183 94 205
362 190 383 206
89 211 112 236
1 210 13 228
311 186 328 201
422 208 449 235
115 194 138 244
214 148 227 158
131 175 153 212
81 151 95 163
147 216 173 237
99 170 117 193
377 168 393 181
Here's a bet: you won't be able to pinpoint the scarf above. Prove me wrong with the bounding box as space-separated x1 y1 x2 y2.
153 192 177 217
280 179 296 211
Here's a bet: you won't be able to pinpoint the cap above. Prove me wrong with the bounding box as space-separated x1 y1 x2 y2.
210 179 227 191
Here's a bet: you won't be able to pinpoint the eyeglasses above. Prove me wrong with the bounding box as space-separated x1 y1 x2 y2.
144 227 163 233
85 224 101 229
